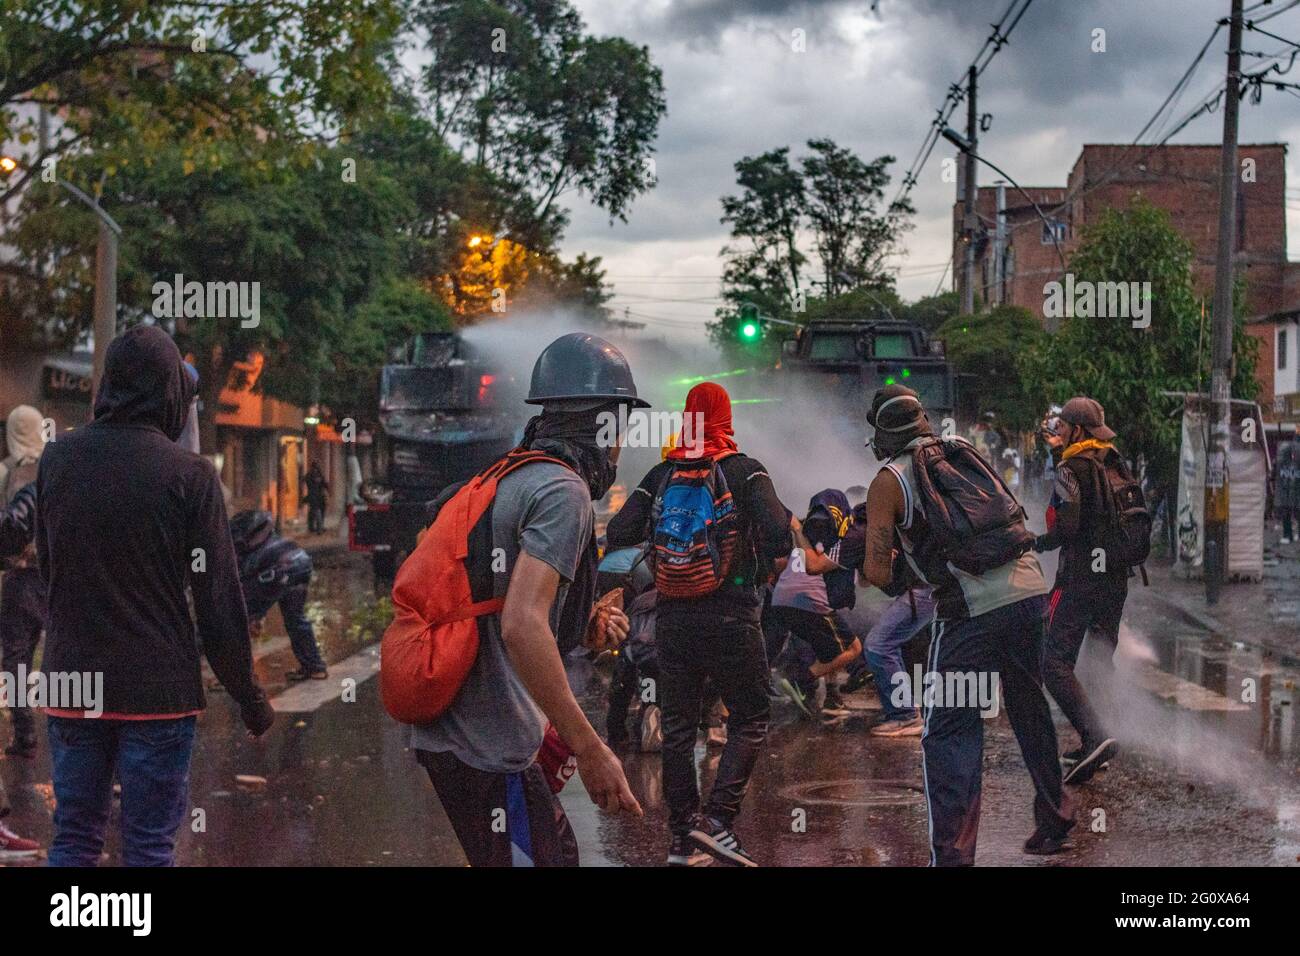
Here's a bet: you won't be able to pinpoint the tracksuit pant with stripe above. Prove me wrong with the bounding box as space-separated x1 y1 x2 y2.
1042 574 1127 747
921 594 1073 865
417 749 579 867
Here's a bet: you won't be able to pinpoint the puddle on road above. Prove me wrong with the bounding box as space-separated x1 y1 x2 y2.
1121 625 1300 760
779 779 926 808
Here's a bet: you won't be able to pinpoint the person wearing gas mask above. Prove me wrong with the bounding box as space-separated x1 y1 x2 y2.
860 384 1072 866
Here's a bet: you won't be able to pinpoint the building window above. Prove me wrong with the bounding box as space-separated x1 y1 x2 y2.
1041 219 1068 245
1280 328 1289 371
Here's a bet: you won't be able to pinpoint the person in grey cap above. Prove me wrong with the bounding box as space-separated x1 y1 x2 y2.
1034 395 1127 785
410 332 644 866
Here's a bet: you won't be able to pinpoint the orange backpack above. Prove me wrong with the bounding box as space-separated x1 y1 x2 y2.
380 449 567 725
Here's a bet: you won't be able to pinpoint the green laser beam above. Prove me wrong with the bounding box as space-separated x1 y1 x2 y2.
666 368 754 388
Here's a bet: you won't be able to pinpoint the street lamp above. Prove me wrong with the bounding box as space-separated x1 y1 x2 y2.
939 127 1068 278
0 155 122 401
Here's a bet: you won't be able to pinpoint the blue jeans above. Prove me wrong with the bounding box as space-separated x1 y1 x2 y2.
863 589 935 720
48 716 197 867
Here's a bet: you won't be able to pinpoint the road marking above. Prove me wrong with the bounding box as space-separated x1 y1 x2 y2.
269 644 380 713
1124 660 1250 712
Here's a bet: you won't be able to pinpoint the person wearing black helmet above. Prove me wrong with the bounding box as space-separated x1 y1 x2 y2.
411 332 644 867
229 510 328 681
861 384 1072 865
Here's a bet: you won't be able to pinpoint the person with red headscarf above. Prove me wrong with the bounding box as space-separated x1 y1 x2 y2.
607 381 792 867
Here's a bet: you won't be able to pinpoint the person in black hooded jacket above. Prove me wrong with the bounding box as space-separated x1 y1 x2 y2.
37 325 274 867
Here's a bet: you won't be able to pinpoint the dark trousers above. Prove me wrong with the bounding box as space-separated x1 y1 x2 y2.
1042 576 1127 746
418 749 578 867
307 501 325 533
657 613 770 834
279 582 327 672
1282 507 1295 540
922 595 1071 866
48 715 197 867
1 567 46 744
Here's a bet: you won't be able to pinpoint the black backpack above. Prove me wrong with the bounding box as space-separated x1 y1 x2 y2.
907 436 1036 576
1083 452 1151 571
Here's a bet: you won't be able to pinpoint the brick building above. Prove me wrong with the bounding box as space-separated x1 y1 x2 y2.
952 143 1300 418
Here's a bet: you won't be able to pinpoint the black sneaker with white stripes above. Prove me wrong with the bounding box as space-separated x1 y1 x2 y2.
667 833 711 867
688 817 758 867
1063 737 1118 785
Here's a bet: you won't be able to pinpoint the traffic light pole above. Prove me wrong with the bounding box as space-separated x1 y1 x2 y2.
1204 0 1242 605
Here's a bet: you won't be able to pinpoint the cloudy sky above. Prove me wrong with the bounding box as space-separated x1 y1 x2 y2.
560 0 1300 339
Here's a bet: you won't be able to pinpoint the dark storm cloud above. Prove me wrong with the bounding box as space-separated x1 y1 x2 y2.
620 0 865 47
565 0 1300 331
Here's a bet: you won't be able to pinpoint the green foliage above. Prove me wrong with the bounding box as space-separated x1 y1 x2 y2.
710 139 910 361
0 3 664 434
416 0 666 222
937 304 1046 432
1019 197 1259 489
897 291 960 334
0 0 402 193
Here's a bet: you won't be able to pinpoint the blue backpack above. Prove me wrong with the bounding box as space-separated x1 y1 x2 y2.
650 461 741 598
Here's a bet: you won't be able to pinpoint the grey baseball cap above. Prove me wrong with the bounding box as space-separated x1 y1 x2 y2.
1061 396 1115 441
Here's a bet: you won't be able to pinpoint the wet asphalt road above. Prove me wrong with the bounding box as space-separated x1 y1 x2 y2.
2 539 1298 867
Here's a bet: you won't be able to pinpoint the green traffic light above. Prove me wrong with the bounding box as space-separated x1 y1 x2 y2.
740 321 760 341
902 368 911 378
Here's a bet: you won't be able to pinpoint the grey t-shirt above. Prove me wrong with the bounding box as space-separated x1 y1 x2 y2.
410 462 592 773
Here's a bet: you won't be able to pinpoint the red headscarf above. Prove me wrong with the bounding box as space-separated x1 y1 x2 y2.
669 381 739 461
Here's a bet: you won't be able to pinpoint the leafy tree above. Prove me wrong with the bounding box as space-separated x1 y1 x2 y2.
718 147 807 313
1019 197 1259 492
937 305 1046 432
897 291 960 334
802 139 913 296
711 140 910 357
0 0 401 203
415 0 666 222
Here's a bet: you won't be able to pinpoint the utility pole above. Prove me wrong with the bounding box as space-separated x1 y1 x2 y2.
961 65 979 314
1205 0 1242 605
993 181 1007 306
91 220 118 402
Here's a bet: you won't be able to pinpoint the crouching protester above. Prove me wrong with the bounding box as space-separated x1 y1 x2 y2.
606 381 792 868
230 510 329 681
769 490 865 720
384 333 644 868
861 384 1073 866
37 326 275 867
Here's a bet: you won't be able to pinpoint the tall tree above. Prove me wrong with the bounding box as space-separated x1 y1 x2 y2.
416 0 666 223
717 147 807 319
0 0 401 204
711 140 911 356
802 139 913 296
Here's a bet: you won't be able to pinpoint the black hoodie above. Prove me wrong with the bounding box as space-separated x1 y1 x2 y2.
37 326 272 725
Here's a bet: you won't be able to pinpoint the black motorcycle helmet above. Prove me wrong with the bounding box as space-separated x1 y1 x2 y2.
229 509 275 556
525 332 650 409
